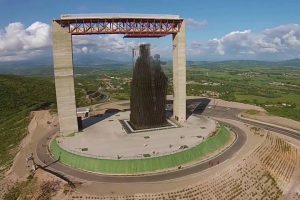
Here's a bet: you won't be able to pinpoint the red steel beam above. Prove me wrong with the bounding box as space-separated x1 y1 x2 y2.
123 33 168 38
55 18 182 37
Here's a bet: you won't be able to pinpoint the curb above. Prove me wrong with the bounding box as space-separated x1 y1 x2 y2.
47 126 236 177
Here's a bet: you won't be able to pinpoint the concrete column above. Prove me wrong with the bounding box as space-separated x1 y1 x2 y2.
172 21 186 124
52 21 78 135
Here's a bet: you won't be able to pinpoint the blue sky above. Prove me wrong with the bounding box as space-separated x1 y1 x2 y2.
0 0 300 61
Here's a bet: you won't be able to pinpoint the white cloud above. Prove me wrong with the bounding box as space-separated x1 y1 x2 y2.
0 22 50 61
0 21 140 62
73 35 175 61
189 24 300 60
81 46 89 54
1 21 300 62
73 34 138 54
186 18 207 29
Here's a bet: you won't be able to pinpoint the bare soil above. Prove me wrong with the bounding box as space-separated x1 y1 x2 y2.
242 110 300 132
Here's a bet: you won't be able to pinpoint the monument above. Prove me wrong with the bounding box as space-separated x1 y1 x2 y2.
130 44 168 129
52 14 186 135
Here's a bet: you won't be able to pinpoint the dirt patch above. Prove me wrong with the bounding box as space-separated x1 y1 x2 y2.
6 110 56 179
209 98 266 111
242 110 300 132
1 170 67 200
0 110 61 199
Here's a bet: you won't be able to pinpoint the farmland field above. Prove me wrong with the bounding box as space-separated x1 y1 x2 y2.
72 64 300 121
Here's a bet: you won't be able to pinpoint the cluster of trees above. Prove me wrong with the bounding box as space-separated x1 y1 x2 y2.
0 75 56 122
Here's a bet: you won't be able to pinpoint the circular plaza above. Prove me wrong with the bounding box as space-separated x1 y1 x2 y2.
49 109 235 174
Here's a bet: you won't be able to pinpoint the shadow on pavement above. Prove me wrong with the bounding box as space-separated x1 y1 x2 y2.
166 98 211 120
82 98 211 129
81 109 121 129
187 98 211 116
35 160 76 188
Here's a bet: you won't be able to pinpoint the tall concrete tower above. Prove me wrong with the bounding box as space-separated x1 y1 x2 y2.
173 21 186 123
52 21 78 136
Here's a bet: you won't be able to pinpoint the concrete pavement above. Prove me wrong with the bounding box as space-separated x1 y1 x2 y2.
36 120 244 182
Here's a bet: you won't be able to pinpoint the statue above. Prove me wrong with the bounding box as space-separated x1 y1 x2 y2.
130 44 168 129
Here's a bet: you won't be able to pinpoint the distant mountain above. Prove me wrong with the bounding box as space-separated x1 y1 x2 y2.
188 59 300 68
0 53 131 76
1 57 300 76
276 58 300 67
73 52 131 66
0 65 53 76
0 64 132 76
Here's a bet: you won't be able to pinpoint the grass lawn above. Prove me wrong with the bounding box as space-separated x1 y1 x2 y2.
235 93 300 121
50 125 231 174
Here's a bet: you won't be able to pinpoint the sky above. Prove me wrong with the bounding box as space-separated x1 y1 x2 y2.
0 0 300 62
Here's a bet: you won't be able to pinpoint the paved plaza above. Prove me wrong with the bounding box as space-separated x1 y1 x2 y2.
57 111 216 159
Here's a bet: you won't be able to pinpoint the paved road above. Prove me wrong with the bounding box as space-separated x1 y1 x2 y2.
201 106 300 141
36 105 300 183
36 120 245 182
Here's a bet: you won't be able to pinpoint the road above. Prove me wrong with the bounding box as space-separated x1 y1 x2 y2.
36 105 300 183
201 106 300 141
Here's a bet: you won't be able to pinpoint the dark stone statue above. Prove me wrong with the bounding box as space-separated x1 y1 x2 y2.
130 44 168 129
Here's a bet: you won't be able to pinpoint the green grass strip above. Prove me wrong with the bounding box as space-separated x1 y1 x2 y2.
50 125 231 174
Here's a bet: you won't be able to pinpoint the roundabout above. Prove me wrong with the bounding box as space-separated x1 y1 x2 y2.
36 109 247 182
50 124 233 174
54 111 217 161
35 100 300 182
33 99 300 199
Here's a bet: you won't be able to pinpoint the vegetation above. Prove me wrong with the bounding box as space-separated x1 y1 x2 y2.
3 176 60 200
72 64 300 121
4 176 38 200
50 125 231 174
1 61 300 175
185 65 300 121
245 109 260 115
0 75 55 175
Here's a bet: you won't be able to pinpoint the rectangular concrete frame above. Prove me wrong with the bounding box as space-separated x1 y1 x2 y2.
52 21 79 135
52 19 186 135
172 21 187 123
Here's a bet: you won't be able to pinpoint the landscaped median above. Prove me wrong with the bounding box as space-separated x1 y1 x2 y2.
49 125 232 174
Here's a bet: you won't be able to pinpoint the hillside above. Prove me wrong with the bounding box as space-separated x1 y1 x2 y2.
0 75 56 175
189 58 300 68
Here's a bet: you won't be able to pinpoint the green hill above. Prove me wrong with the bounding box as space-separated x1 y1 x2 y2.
189 59 300 68
0 75 55 175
